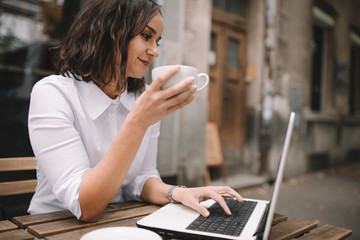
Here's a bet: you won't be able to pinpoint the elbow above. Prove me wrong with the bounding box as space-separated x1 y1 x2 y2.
79 209 101 222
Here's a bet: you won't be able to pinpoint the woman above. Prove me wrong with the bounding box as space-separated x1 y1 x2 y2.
28 0 242 222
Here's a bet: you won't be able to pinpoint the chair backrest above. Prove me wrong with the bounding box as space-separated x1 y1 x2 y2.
205 122 227 185
205 122 224 167
0 157 37 197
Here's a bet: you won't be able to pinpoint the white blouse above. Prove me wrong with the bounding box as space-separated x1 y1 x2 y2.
28 75 161 219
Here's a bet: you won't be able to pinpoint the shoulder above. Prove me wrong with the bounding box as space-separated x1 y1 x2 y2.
33 74 74 90
29 75 82 124
30 75 80 113
31 75 78 98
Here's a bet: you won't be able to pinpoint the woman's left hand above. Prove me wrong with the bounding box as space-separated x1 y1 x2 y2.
171 186 243 217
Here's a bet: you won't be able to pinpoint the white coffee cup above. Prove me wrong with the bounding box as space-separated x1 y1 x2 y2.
152 65 209 92
80 227 161 240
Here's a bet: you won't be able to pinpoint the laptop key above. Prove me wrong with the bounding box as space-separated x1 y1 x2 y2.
186 199 258 236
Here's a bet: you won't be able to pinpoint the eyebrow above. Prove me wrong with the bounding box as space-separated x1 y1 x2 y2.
145 25 162 41
146 25 157 34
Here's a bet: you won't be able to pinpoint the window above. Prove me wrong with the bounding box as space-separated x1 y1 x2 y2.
212 0 245 17
209 32 216 67
0 0 80 157
349 31 360 116
227 38 239 69
310 25 325 111
310 5 335 112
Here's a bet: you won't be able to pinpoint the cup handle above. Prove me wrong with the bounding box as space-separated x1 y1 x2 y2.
196 73 209 92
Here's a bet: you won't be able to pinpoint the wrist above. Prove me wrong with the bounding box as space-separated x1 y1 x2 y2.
125 112 148 132
167 185 186 203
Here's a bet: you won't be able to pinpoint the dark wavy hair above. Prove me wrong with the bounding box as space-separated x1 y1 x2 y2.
53 0 161 94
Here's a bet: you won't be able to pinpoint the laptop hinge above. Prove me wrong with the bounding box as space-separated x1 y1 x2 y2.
253 202 270 240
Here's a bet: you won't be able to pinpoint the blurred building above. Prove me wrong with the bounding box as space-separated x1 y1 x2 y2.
243 0 360 180
244 0 360 179
157 0 360 184
0 0 359 189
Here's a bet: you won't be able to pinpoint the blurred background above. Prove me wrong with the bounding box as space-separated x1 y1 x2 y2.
0 0 359 236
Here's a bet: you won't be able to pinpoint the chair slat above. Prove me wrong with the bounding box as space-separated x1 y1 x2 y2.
0 157 36 172
0 180 37 196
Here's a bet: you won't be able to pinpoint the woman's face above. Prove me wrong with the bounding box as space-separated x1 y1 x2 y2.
126 13 164 79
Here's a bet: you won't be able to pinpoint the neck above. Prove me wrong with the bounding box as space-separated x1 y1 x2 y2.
101 84 119 99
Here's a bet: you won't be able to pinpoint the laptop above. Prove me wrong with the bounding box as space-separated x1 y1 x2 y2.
137 112 295 240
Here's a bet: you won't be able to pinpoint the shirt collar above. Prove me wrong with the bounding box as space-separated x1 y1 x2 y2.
120 88 136 112
76 79 136 120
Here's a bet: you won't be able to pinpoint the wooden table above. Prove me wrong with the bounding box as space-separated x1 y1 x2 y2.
0 201 352 240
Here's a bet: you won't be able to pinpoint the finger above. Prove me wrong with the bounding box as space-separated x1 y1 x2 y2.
166 94 195 113
219 193 236 199
150 65 181 90
185 199 210 217
217 186 243 202
166 84 197 107
162 77 195 99
206 191 232 215
233 192 243 202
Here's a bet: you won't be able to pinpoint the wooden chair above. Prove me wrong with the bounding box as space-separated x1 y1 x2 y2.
205 122 227 185
0 157 37 197
0 157 37 220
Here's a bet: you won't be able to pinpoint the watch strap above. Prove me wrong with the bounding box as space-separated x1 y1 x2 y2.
166 185 186 203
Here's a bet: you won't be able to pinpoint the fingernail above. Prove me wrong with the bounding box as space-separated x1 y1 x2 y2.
204 211 209 217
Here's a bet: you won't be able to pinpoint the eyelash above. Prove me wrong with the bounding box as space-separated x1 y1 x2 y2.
142 33 160 47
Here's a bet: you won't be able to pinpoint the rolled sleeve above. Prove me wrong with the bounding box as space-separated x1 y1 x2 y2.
29 79 90 219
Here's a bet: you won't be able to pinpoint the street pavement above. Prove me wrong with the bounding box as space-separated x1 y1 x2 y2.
236 161 360 239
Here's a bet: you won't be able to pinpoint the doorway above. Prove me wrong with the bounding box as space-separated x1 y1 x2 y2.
209 1 248 170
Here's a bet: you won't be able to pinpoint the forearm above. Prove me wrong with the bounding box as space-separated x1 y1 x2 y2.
79 114 148 222
140 177 171 205
78 67 197 221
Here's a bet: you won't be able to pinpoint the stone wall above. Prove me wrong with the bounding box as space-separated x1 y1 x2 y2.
156 0 212 186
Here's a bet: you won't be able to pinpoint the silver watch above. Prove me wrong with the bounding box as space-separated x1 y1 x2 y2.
166 185 186 203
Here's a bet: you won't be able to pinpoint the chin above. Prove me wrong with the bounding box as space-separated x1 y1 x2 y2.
128 75 144 79
128 71 145 79
126 64 148 79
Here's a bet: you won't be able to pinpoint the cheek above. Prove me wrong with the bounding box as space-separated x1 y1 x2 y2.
127 37 141 56
126 49 136 69
125 61 135 75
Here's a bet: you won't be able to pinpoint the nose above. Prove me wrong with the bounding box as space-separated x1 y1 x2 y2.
147 44 159 58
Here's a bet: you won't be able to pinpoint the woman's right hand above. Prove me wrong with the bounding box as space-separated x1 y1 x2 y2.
129 65 197 129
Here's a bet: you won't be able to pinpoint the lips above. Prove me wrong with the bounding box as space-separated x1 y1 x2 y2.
138 58 150 67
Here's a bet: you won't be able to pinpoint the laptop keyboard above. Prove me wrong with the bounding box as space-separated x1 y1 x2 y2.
186 199 257 236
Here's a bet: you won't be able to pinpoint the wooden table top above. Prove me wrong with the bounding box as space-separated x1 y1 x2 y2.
0 201 352 240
